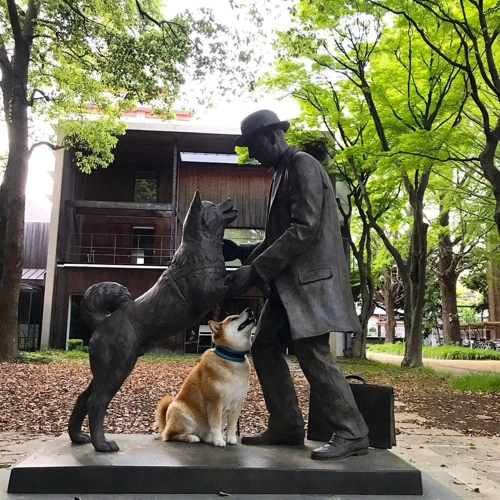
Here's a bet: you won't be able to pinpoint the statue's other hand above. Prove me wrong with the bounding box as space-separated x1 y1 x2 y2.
222 239 241 262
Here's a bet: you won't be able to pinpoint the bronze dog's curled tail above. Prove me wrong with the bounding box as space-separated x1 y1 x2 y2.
155 395 174 432
80 281 132 331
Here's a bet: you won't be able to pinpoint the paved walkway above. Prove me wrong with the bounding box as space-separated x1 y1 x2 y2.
393 404 500 499
368 351 500 374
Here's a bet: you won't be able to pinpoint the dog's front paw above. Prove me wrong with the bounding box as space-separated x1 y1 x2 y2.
93 439 119 452
226 435 237 445
212 436 226 447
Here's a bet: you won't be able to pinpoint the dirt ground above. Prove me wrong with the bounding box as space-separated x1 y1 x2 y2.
0 358 498 438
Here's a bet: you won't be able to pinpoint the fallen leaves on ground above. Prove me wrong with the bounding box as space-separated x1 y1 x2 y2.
0 360 306 436
0 359 498 438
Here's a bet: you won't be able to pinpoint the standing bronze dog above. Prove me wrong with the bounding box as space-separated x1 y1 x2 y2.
68 191 237 452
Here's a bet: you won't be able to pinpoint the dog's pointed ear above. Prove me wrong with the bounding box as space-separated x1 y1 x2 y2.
188 190 202 214
208 320 222 339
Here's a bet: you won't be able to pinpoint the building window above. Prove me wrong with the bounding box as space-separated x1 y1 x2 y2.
134 171 158 203
132 227 155 265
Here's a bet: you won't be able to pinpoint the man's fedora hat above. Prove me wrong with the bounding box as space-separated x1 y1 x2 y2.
234 109 290 147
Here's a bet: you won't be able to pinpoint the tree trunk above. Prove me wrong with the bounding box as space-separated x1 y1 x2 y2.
438 209 461 345
378 267 398 343
439 272 460 344
351 330 365 359
0 135 29 360
0 82 30 360
352 279 375 358
401 186 428 368
384 288 396 343
479 139 500 237
486 231 500 323
351 219 375 359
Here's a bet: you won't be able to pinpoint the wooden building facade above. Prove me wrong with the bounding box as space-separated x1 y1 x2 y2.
19 222 49 350
42 123 272 353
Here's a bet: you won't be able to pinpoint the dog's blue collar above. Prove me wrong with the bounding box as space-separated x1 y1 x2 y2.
212 344 250 363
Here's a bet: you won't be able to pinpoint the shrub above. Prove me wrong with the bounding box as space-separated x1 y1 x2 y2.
67 339 84 351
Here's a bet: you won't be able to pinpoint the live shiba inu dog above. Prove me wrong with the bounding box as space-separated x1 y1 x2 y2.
68 191 238 452
155 309 255 447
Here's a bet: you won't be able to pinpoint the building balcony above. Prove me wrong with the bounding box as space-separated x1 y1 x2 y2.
66 200 175 218
66 233 175 266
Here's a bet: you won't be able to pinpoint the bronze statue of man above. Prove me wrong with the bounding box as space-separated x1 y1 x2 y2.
224 110 369 460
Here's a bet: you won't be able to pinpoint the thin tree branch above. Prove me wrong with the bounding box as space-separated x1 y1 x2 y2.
28 141 64 156
28 88 50 106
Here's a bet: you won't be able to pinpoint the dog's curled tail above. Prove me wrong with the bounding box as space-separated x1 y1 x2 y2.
80 281 132 331
155 395 174 432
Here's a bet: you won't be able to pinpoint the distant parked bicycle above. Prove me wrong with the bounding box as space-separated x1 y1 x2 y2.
461 339 500 351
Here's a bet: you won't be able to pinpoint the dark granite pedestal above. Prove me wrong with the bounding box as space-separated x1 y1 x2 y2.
8 435 422 496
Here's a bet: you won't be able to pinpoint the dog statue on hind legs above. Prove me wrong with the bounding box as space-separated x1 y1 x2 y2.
68 191 237 452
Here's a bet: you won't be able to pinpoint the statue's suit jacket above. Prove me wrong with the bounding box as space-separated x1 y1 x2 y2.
244 146 361 339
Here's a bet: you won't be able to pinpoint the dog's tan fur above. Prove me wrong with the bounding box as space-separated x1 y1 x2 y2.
155 310 254 447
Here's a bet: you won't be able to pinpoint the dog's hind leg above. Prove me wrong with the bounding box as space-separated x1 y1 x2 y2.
68 380 93 444
163 429 201 444
161 408 200 444
88 355 138 452
176 434 201 443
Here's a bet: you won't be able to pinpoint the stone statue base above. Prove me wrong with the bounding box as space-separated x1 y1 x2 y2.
8 435 424 496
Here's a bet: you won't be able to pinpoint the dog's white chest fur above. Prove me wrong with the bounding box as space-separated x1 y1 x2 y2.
220 362 250 410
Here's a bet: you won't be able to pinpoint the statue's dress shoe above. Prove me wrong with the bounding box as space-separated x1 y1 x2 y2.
311 435 369 460
241 428 305 446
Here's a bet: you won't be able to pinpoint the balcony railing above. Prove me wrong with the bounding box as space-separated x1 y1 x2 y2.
66 233 176 266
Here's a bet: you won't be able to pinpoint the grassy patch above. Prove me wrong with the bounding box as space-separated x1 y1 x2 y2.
18 349 89 364
334 356 445 389
367 342 500 360
141 353 199 362
17 349 199 364
450 372 500 393
338 357 500 393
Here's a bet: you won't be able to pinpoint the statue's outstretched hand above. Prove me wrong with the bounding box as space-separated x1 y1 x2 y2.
222 239 241 262
224 266 271 298
225 266 256 296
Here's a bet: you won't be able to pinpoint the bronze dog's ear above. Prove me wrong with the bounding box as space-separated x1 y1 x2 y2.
208 320 222 340
188 190 202 214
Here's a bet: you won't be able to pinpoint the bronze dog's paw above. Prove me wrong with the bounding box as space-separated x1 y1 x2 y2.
94 439 120 452
70 433 92 445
